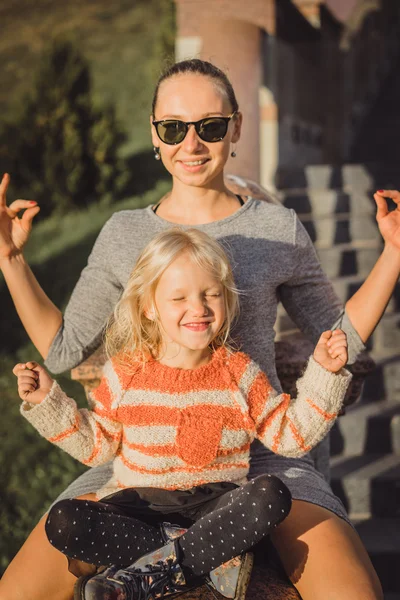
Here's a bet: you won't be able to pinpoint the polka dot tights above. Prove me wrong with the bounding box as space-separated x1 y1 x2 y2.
178 475 291 576
45 475 291 577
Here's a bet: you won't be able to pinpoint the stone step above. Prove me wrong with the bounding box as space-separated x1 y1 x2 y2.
280 188 375 218
276 163 400 190
316 242 381 278
366 355 400 403
371 314 400 354
331 400 400 457
354 519 400 594
330 453 400 518
300 214 382 246
276 299 400 338
327 275 399 307
372 313 400 353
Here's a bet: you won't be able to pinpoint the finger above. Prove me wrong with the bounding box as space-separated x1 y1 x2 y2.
20 205 41 229
373 193 389 220
25 361 43 372
0 173 10 206
329 329 346 340
7 199 38 217
318 330 332 343
328 340 347 353
328 341 348 355
375 189 400 204
13 363 27 375
328 331 347 343
18 374 39 385
18 388 36 401
19 382 38 393
328 346 347 359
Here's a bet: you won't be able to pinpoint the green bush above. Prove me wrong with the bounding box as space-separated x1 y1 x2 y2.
0 352 87 573
2 38 126 216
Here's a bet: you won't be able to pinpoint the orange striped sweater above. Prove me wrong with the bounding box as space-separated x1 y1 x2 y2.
20 347 351 499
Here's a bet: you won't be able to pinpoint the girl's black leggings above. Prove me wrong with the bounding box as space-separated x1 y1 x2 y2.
45 474 291 577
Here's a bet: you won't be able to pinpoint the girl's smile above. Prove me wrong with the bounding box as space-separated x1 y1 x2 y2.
152 251 226 368
181 321 211 331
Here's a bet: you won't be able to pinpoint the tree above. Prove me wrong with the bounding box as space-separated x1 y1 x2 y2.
5 38 126 215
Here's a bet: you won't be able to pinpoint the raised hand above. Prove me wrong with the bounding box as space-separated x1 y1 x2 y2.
0 173 40 265
13 361 54 405
313 329 348 373
373 190 400 250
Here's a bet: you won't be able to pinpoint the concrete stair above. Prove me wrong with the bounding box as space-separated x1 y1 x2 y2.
275 163 400 596
354 519 400 594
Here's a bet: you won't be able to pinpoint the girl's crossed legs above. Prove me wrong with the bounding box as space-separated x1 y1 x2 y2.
0 489 383 600
45 475 291 578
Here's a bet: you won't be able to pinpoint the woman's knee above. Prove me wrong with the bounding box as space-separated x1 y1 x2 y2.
271 500 383 600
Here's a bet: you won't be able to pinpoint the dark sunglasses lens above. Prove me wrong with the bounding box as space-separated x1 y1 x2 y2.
198 118 228 142
156 121 186 144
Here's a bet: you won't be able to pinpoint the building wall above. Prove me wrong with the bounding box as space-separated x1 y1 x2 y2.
325 0 360 22
174 0 275 184
174 0 379 186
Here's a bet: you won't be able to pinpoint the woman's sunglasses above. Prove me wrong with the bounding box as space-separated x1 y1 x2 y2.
152 112 237 145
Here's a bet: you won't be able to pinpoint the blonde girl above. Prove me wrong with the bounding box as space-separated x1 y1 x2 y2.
13 228 350 599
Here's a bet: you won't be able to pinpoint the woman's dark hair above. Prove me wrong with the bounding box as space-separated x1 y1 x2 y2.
151 59 239 116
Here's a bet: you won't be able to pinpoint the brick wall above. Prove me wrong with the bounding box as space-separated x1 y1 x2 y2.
175 0 275 36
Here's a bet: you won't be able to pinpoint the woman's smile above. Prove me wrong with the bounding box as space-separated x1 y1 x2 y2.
178 157 211 172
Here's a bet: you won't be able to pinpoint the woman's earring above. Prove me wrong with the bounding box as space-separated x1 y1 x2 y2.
154 146 161 161
230 145 237 158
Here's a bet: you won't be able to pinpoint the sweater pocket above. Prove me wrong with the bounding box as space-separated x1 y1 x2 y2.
176 406 223 468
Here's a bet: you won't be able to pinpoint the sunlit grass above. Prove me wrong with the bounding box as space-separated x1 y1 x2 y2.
24 180 170 265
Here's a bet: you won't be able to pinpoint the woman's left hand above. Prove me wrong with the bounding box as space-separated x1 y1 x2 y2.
373 190 400 250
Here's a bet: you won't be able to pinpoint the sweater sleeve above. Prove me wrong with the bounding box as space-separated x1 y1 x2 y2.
278 212 365 364
247 357 352 458
44 214 124 373
20 368 122 467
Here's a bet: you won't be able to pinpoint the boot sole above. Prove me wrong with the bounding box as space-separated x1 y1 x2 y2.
74 575 91 600
234 553 254 600
208 552 254 600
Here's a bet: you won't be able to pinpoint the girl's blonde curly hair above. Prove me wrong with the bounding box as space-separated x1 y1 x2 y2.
105 228 239 364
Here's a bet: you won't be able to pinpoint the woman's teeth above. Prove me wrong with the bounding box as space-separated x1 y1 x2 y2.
183 160 207 166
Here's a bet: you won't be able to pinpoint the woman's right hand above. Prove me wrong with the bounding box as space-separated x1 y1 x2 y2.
0 173 40 266
13 361 54 404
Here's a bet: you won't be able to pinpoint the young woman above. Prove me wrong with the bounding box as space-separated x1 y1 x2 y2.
1 58 399 599
13 228 350 599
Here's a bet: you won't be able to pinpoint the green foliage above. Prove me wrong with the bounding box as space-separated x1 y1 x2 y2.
2 38 126 216
155 0 176 62
0 352 87 573
0 0 177 573
0 183 170 571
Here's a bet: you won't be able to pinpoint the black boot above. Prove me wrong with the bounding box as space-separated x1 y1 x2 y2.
75 539 202 600
159 523 253 599
75 522 253 600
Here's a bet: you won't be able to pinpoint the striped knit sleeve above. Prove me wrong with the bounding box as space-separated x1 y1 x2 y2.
20 362 122 467
246 357 352 458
